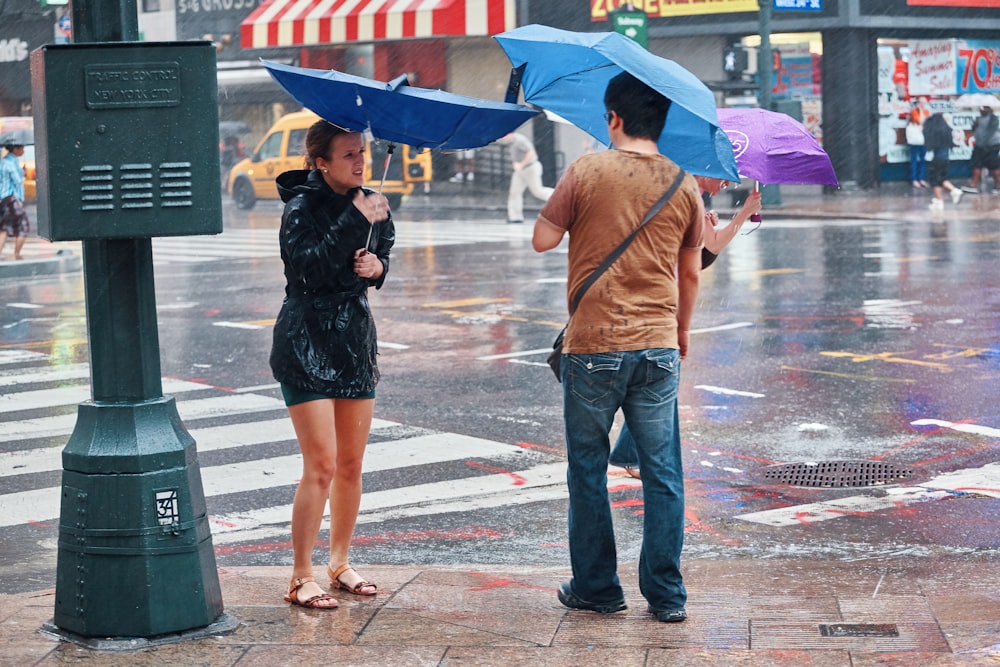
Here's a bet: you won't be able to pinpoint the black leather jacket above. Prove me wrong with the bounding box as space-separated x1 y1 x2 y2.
269 169 395 396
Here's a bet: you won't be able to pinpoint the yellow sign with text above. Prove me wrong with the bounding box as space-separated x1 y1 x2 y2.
592 0 760 21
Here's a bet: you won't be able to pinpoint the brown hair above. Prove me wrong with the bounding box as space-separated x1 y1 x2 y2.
303 119 350 169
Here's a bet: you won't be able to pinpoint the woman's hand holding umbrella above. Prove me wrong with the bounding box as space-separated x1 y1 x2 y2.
355 189 388 225
354 189 388 258
354 247 384 280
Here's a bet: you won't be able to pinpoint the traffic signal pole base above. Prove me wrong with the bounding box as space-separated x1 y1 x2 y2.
53 397 225 638
40 613 239 652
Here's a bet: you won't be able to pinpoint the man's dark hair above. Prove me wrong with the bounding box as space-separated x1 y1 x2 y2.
604 72 671 141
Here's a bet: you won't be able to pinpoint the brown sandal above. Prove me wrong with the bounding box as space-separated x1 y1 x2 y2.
624 466 641 480
328 563 377 596
284 576 339 609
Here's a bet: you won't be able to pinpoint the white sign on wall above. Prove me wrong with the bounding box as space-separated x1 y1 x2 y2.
877 46 896 94
909 40 956 96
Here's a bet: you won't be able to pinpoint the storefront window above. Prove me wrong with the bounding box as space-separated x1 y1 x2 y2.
878 37 1000 181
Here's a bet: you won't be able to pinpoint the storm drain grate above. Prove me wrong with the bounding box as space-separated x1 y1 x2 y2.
819 623 899 637
762 460 914 488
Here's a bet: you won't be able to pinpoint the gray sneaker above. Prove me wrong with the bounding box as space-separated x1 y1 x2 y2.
960 186 979 194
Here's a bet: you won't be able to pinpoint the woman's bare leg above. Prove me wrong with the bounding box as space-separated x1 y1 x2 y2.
13 234 25 259
328 398 375 590
286 398 338 606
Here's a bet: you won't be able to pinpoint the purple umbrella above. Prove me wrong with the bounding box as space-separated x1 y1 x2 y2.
718 108 839 187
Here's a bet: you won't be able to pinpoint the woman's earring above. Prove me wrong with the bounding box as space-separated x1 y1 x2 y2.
322 168 328 173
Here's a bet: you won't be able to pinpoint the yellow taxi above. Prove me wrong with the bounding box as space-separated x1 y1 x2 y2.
226 110 432 210
0 117 35 203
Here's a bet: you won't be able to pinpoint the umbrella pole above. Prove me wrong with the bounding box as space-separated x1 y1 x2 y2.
750 181 762 223
365 142 395 251
504 64 526 104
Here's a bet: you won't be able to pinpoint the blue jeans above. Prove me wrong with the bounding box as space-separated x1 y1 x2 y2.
561 347 687 612
910 145 927 183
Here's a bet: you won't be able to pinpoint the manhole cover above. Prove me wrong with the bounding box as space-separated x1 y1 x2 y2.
762 460 914 488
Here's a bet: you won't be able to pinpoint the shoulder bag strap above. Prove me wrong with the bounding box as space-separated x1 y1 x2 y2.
568 168 687 316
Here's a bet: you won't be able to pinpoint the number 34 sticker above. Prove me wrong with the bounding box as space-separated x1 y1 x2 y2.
155 489 180 526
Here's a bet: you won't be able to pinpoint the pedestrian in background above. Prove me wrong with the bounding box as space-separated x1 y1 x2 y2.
906 96 930 189
963 105 1000 194
449 148 476 183
695 176 762 269
0 142 29 260
532 72 702 624
270 119 394 609
923 112 963 211
499 131 553 223
608 175 760 478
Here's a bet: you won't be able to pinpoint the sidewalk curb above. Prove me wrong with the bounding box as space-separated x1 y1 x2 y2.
0 249 80 278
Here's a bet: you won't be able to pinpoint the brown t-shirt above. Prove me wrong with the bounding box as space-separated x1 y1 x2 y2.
538 150 702 354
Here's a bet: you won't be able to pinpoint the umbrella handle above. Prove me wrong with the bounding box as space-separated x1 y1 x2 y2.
750 181 762 223
377 142 396 196
366 142 396 252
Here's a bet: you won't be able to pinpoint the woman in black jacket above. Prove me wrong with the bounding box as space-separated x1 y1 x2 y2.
270 119 394 609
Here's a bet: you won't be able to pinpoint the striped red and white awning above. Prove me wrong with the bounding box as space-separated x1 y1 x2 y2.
241 0 516 49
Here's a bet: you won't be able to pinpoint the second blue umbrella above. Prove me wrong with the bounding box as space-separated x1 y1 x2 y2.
495 24 739 181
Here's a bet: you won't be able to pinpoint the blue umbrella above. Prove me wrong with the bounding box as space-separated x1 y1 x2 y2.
261 60 540 151
495 25 739 181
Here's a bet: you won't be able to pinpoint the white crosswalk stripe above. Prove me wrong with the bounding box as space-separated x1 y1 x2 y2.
143 222 535 264
211 462 571 543
0 352 577 544
0 393 288 444
0 377 211 414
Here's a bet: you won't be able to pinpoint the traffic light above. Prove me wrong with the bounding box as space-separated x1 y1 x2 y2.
723 45 748 80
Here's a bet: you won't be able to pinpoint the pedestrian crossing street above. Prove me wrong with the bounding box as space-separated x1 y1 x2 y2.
20 221 537 266
0 348 610 549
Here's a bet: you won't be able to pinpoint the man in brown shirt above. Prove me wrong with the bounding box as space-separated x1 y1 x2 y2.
532 72 702 623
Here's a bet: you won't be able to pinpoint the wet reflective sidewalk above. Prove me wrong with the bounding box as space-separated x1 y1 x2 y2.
4 179 1000 276
5 559 998 664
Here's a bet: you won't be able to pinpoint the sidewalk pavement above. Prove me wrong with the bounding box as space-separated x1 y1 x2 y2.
4 558 998 664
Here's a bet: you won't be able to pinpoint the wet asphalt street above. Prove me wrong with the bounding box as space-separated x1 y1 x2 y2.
1 184 998 594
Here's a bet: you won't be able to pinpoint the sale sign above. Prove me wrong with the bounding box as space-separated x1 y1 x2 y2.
908 40 956 96
957 40 1000 93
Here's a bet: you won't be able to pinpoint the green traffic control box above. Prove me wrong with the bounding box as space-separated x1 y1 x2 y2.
31 42 222 241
